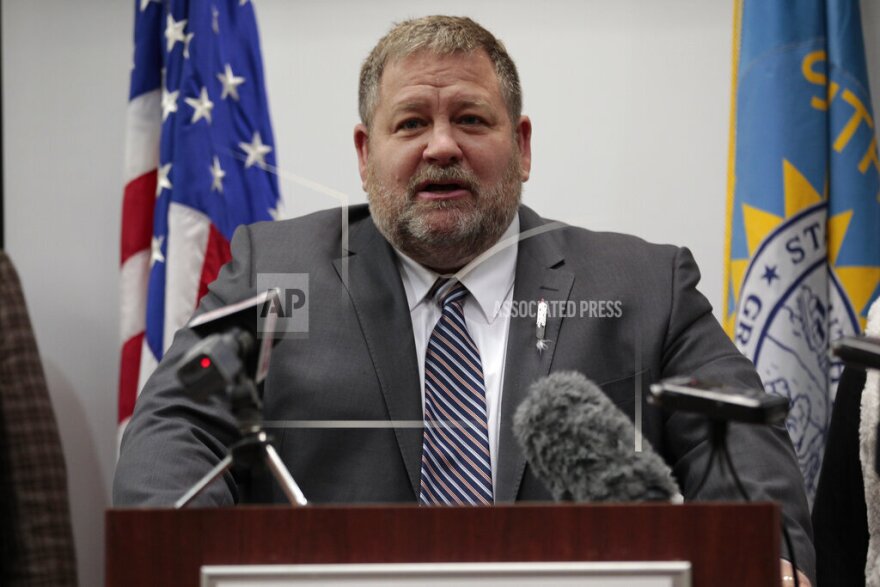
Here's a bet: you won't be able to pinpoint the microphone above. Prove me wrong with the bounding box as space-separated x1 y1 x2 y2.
648 377 789 425
513 371 679 502
177 288 282 395
177 327 255 400
831 335 880 370
172 288 309 508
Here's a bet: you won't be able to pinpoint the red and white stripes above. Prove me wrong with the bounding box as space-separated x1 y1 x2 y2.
119 90 231 440
119 89 161 436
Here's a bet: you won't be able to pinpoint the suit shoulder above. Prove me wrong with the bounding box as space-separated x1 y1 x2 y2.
541 219 682 264
571 225 676 253
243 204 371 256
247 204 369 240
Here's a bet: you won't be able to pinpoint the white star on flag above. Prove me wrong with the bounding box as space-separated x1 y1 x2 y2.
217 64 245 101
185 87 214 124
161 88 179 121
156 163 172 196
212 6 220 34
239 132 272 168
120 0 283 468
150 235 166 266
164 14 188 53
183 32 195 59
210 156 226 193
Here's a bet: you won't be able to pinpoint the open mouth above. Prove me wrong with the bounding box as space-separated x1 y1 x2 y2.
423 183 461 192
415 180 471 199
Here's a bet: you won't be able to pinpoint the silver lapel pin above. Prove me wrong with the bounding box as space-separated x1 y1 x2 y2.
536 299 552 353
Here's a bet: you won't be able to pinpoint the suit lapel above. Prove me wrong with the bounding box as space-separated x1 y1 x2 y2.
331 219 423 497
495 207 574 502
329 207 572 502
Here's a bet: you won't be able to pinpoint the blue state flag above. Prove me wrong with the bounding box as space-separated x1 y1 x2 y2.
723 0 880 501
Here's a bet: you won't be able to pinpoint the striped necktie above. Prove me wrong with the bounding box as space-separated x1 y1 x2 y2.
419 279 494 505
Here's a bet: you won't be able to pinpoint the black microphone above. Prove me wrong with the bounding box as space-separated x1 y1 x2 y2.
176 288 281 397
648 377 789 425
177 327 255 399
832 335 880 370
513 371 680 502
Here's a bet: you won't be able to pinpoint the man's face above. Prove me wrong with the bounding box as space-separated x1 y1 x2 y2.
355 50 532 272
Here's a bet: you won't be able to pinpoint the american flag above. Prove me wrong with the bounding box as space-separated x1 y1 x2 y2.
118 0 280 435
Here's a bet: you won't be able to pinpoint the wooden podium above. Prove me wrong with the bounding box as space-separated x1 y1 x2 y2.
106 502 780 586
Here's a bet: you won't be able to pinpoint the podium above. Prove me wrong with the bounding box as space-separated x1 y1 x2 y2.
106 502 780 586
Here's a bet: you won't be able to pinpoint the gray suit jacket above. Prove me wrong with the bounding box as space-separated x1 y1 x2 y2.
114 205 814 579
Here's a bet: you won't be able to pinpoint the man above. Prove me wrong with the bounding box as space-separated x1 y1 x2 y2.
115 15 813 584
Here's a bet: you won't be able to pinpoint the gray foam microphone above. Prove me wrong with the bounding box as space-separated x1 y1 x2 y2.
513 371 680 502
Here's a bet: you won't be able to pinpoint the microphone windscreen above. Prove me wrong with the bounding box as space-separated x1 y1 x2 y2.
513 371 680 502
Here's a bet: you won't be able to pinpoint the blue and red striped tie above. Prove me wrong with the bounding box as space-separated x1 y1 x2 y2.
419 280 494 505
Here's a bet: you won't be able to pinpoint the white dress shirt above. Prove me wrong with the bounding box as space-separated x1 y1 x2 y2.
394 216 519 491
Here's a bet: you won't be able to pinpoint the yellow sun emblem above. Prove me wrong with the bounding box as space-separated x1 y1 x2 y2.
725 159 880 335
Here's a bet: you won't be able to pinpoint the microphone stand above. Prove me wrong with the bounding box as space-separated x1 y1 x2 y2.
175 373 307 509
692 418 800 587
691 419 749 501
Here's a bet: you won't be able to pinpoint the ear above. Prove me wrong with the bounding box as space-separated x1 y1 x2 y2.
516 115 532 182
354 123 370 189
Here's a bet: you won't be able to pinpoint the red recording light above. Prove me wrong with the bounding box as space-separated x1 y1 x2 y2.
200 357 212 369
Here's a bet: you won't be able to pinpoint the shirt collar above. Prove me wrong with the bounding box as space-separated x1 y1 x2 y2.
395 215 519 324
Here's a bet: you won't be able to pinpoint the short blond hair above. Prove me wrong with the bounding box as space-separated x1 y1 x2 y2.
358 15 522 128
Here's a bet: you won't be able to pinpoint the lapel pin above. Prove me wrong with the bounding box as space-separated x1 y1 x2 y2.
536 299 552 353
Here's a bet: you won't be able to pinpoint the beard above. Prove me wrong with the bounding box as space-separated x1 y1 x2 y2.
366 151 522 272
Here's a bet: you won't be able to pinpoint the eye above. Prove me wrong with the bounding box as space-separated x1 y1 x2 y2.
458 114 485 126
396 118 425 131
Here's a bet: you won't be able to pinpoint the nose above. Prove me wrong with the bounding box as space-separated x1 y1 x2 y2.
422 122 462 166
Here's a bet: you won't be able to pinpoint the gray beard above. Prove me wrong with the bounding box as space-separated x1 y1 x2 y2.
366 159 522 272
